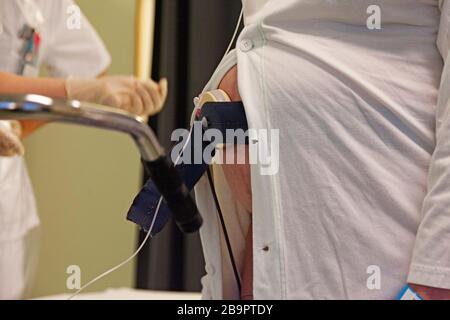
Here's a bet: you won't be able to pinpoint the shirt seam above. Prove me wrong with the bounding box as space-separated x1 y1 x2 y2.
410 263 450 275
256 20 287 300
408 263 450 289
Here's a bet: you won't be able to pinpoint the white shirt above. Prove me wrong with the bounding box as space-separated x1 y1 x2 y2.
197 0 449 299
0 0 110 250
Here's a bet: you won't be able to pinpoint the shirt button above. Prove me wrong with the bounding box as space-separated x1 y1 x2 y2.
240 39 254 52
206 264 216 275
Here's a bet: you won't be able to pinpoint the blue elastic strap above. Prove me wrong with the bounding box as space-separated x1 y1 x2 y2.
126 102 248 234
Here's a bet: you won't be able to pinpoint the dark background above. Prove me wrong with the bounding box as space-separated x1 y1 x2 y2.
136 0 242 292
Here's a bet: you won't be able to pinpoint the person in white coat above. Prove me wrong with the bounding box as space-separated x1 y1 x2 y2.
196 0 450 299
0 0 167 299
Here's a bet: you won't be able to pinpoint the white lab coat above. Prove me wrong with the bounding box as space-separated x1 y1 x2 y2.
410 0 450 290
197 0 450 299
0 0 110 299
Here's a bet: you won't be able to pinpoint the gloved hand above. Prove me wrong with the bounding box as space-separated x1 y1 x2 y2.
65 76 168 117
0 121 24 157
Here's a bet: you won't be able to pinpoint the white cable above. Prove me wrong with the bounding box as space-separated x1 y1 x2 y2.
220 8 244 64
67 131 193 300
191 7 243 126
67 196 162 300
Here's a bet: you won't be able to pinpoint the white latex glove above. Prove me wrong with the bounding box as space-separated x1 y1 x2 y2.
0 121 24 157
65 76 168 117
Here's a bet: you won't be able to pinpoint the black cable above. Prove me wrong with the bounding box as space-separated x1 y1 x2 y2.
206 167 242 294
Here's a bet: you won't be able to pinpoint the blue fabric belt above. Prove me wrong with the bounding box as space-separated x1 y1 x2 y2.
127 101 248 234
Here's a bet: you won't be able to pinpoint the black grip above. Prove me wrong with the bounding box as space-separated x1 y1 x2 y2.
142 157 202 233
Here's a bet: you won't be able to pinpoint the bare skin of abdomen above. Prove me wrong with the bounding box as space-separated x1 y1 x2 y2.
217 65 253 300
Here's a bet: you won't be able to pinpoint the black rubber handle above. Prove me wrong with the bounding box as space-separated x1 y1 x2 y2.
142 156 202 233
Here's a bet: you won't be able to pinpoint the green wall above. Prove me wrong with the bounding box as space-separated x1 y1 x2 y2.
26 0 140 297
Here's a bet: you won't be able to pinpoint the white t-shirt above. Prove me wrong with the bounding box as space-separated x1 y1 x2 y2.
197 0 448 299
0 0 111 242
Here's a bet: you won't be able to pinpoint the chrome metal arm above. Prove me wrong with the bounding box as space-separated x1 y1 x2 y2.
0 94 163 161
0 94 203 233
